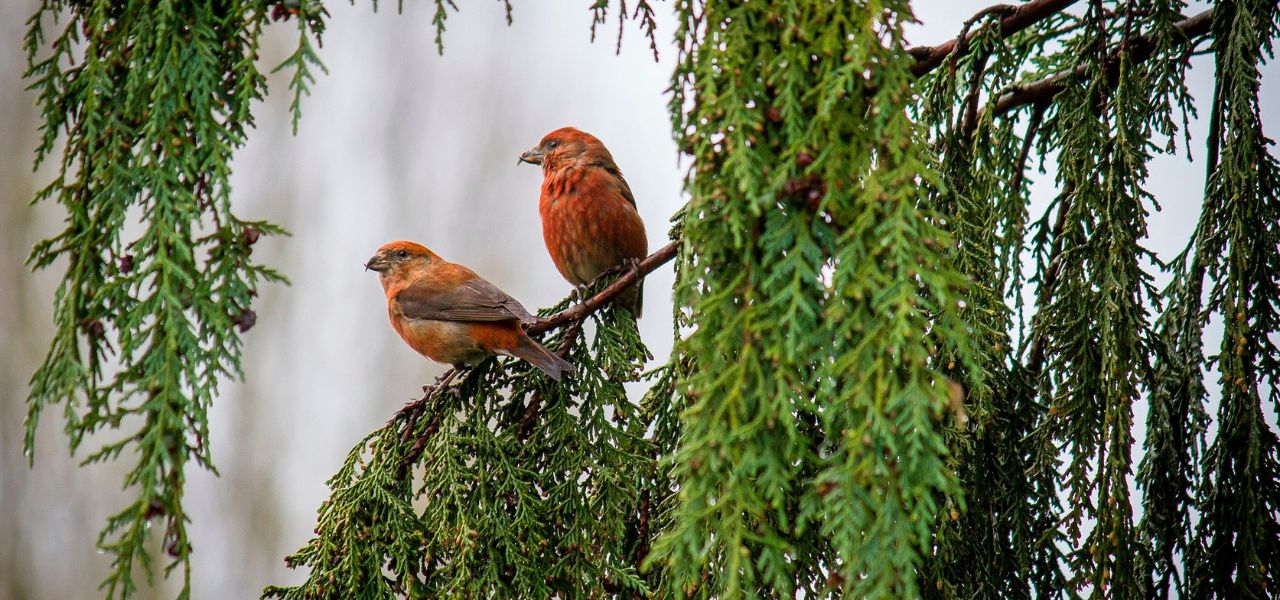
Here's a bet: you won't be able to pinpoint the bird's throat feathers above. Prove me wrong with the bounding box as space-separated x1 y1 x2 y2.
541 166 589 208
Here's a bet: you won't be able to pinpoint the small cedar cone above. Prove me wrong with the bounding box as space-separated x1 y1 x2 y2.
144 498 166 520
242 226 261 246
233 308 257 333
816 480 837 497
84 319 105 338
165 532 187 558
796 151 815 168
780 174 827 211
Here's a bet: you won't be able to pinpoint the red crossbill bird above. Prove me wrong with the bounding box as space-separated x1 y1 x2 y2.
519 127 648 316
365 241 574 381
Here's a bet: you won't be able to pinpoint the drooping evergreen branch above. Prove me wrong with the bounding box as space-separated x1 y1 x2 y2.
914 0 1241 596
1027 0 1202 594
917 7 1068 593
1138 249 1210 598
997 8 1214 379
1185 1 1280 596
649 1 980 597
988 8 1215 117
22 3 305 597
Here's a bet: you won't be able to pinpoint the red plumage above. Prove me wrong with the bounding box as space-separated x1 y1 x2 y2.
366 241 573 381
520 127 648 316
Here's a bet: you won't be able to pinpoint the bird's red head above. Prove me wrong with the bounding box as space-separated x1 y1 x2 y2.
365 241 441 286
518 127 616 173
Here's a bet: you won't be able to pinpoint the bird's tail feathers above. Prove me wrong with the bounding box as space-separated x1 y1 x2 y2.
513 335 575 382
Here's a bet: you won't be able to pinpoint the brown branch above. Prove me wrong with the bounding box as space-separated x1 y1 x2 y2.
635 489 651 572
959 52 993 137
1024 187 1074 376
517 391 545 442
527 240 680 336
517 317 584 441
393 368 458 478
987 8 1214 118
1009 101 1050 195
909 0 1080 77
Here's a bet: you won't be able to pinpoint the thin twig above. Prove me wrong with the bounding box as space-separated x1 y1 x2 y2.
959 52 992 137
1024 188 1074 377
1010 102 1050 195
986 9 1214 118
394 368 459 478
527 241 679 336
635 489 651 571
518 315 585 441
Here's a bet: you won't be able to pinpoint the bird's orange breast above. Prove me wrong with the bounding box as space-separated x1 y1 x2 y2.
389 304 523 366
539 168 647 285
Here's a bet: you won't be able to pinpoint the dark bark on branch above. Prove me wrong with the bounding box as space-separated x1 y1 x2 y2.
527 241 680 336
394 368 459 478
909 0 1081 76
1010 102 1050 196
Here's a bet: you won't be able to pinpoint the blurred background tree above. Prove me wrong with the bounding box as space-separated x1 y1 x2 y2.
6 0 1278 599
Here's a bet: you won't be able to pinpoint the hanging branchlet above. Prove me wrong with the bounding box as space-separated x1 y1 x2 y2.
648 1 980 597
590 0 662 60
917 7 1069 596
1137 250 1210 599
1184 1 1280 597
913 1 1251 598
1027 0 1181 594
22 2 298 597
270 0 330 132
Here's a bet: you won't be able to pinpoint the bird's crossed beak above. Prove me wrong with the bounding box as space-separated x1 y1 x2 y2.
517 146 545 166
364 255 390 272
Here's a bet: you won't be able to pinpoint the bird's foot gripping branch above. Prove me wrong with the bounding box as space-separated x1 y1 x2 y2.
264 252 667 597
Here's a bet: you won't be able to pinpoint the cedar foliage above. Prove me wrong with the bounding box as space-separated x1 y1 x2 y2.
21 0 1280 598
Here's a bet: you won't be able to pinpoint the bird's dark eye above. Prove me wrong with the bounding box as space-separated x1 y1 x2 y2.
546 140 560 149
397 250 409 259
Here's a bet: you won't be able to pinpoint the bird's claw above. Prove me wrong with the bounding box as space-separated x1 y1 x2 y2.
582 259 642 295
521 316 549 331
603 258 641 279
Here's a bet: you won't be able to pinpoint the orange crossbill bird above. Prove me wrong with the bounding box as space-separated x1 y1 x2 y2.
365 241 574 381
518 127 648 316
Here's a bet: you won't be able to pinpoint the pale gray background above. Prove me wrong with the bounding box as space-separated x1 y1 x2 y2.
0 1 1272 597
